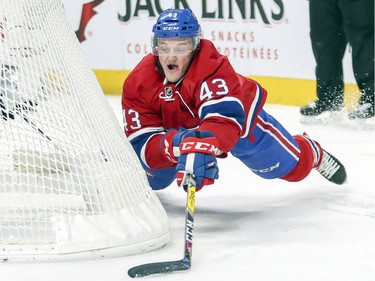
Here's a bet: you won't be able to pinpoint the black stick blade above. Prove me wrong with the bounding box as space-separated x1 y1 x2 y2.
128 259 190 278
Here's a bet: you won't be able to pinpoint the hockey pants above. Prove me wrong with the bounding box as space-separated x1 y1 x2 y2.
147 109 320 190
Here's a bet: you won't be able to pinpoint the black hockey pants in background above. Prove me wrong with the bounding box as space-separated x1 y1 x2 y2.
309 0 374 105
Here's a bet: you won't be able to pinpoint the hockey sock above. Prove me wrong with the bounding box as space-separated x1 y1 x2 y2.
281 134 322 182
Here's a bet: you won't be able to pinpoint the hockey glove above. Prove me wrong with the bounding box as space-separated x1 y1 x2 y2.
161 128 192 164
176 132 220 191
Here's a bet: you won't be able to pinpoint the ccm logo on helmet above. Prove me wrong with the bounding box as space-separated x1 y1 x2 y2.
180 140 219 155
162 27 179 31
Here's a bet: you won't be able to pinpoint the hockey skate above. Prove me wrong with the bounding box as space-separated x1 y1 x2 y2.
300 98 344 125
347 102 375 130
315 149 347 185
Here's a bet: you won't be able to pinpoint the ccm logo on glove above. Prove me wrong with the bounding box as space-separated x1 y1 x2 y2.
176 134 220 191
180 138 219 156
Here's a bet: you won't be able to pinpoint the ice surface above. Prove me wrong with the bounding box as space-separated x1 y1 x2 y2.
1 96 374 281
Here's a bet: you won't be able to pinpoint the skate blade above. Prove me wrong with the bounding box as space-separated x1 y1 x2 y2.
300 111 344 126
344 116 375 131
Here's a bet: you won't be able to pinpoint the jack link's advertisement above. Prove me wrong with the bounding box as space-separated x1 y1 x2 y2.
62 0 356 104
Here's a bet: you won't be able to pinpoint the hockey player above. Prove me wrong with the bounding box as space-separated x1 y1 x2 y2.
122 8 347 191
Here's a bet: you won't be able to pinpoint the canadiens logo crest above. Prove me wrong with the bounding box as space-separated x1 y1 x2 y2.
159 86 175 101
145 170 155 179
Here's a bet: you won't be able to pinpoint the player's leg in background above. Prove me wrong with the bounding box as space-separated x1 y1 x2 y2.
300 0 347 122
340 0 374 120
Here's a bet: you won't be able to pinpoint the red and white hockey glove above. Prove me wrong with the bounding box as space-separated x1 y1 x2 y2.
176 131 220 191
161 128 192 164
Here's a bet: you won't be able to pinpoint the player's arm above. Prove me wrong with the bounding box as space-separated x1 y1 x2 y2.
122 96 176 170
194 69 246 153
123 101 222 189
121 69 178 170
162 73 244 190
198 78 267 152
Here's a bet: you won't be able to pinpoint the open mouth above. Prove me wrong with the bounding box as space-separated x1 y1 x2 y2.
167 64 178 70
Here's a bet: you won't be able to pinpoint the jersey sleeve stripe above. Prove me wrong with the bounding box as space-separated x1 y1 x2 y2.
198 97 244 117
198 97 245 130
202 112 243 130
127 127 165 142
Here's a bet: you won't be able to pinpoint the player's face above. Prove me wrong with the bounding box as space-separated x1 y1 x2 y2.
157 38 194 83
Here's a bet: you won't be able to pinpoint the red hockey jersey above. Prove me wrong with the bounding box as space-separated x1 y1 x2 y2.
122 39 266 170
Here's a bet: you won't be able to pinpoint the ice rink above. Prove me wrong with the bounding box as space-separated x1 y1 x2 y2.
1 95 374 281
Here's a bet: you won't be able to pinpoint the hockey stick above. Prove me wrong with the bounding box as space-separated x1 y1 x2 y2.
128 173 197 278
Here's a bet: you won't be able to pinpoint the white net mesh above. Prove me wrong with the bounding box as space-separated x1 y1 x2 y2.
0 0 170 261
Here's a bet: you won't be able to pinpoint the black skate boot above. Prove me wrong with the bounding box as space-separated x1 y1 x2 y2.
347 94 374 129
348 103 374 120
300 98 343 125
315 149 347 185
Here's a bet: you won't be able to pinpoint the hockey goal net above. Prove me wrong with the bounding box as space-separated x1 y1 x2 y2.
0 0 170 261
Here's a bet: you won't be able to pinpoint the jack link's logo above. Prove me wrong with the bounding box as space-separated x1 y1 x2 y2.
159 86 175 101
75 0 105 43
